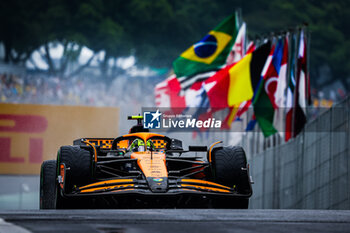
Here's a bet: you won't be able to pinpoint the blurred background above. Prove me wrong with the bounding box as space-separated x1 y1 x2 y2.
0 0 349 209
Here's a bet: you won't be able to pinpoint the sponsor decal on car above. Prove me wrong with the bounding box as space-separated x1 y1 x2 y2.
153 178 164 182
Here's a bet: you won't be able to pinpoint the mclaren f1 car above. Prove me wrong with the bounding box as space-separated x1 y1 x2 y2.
40 115 253 209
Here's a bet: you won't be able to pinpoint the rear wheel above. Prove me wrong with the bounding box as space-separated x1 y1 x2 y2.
211 146 251 209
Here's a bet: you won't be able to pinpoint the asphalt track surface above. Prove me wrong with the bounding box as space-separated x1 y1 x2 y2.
0 209 350 233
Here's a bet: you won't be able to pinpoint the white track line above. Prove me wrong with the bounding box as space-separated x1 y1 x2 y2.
0 218 31 233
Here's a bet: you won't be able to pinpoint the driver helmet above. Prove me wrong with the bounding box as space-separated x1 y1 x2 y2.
146 139 155 151
129 139 155 152
129 139 145 152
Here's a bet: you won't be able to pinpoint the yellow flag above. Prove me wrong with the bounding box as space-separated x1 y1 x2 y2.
227 54 254 106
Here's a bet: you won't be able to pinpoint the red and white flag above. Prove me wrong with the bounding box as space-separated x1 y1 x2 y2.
273 36 289 135
155 76 172 107
293 29 307 137
155 74 186 110
226 22 246 65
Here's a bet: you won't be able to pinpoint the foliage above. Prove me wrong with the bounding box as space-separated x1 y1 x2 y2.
0 0 349 90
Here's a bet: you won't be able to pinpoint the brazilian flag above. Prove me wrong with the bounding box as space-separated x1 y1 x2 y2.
173 13 238 78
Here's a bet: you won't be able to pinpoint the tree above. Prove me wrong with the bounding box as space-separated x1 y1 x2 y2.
0 0 349 91
0 0 44 63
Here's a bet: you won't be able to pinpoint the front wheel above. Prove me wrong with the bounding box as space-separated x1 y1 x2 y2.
211 146 252 209
58 146 93 193
40 160 60 209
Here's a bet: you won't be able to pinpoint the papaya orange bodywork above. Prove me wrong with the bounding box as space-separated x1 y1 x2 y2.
181 179 232 190
82 140 98 162
131 152 168 178
111 188 135 193
78 179 134 189
180 184 230 193
81 184 134 193
117 140 129 149
122 132 165 142
208 141 222 163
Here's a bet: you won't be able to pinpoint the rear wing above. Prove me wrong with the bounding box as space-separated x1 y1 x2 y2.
73 138 114 149
73 137 168 150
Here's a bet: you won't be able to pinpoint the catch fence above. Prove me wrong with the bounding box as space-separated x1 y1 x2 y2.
248 96 350 209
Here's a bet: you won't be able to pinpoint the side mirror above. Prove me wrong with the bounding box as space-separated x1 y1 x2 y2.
170 138 183 150
188 146 208 151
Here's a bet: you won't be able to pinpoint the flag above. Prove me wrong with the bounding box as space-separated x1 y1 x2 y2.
253 38 284 137
155 76 172 107
221 107 239 129
183 81 210 109
222 95 252 129
285 34 297 142
155 74 186 113
173 13 238 78
182 81 213 138
253 41 277 137
221 99 251 129
234 42 256 119
235 42 256 119
178 70 218 92
226 22 246 65
198 22 247 129
236 100 252 119
246 41 256 54
222 39 255 129
304 30 311 106
246 114 257 131
264 39 284 108
293 29 307 137
205 41 271 110
273 35 289 135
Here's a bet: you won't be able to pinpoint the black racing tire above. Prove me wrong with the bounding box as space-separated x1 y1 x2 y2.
40 160 59 209
212 198 249 209
58 146 93 193
212 146 251 194
211 146 251 209
236 198 249 209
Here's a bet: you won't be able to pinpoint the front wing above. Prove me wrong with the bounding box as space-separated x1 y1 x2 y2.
62 178 252 198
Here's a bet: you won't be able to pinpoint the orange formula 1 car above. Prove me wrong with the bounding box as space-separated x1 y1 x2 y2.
40 116 253 209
